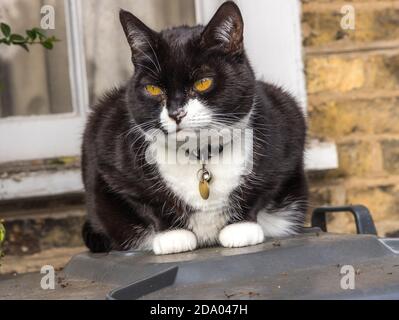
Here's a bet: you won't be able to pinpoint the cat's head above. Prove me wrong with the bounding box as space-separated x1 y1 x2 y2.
120 1 255 137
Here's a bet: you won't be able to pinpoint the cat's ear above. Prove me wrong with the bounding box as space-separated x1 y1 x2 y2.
119 9 158 62
200 1 244 54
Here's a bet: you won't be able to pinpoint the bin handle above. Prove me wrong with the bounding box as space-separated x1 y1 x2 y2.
311 205 377 235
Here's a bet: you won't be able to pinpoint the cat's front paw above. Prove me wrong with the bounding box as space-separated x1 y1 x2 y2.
219 222 264 248
153 229 197 255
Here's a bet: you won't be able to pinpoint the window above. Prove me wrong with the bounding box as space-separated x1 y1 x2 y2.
0 0 88 164
0 0 72 117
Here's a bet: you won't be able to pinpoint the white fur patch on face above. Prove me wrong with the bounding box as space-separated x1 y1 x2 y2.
219 222 264 248
159 99 212 133
160 105 177 133
152 229 197 255
183 99 213 129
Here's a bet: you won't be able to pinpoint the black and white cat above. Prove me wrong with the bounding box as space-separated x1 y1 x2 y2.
81 1 308 255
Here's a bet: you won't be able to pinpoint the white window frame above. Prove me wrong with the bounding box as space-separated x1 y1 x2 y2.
0 0 337 201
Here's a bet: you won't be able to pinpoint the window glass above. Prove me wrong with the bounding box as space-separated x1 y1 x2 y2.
0 0 72 117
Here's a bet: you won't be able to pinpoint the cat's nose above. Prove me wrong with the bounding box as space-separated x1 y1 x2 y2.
168 108 187 125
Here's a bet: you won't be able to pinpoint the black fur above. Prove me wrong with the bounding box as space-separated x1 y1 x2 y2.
82 2 308 252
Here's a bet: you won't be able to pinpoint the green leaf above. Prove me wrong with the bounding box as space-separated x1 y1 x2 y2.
10 34 26 44
32 27 46 39
26 29 37 41
42 39 53 49
48 36 60 42
17 43 29 52
0 23 11 37
0 222 5 244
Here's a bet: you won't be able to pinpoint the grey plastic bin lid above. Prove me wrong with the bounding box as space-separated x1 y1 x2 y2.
61 230 399 300
1 229 398 299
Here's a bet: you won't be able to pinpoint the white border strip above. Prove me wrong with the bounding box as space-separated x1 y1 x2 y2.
0 169 83 200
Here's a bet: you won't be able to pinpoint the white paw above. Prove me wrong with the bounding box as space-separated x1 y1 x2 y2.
219 222 264 248
152 229 197 255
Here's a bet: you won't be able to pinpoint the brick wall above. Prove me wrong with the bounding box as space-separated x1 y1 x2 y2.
302 0 399 236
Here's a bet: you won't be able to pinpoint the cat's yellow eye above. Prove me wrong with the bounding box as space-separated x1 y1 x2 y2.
145 85 163 96
194 78 213 92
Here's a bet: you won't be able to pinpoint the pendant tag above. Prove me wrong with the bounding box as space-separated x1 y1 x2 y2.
197 165 212 200
199 180 210 200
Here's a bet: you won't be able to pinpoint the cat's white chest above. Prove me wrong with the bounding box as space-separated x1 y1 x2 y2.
151 140 252 244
